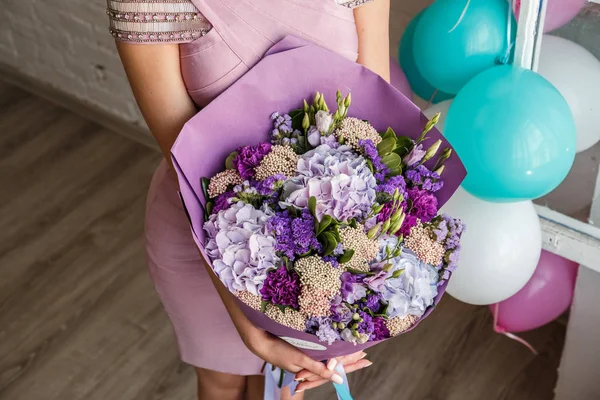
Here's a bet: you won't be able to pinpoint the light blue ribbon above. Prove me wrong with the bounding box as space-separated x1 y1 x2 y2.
264 362 353 400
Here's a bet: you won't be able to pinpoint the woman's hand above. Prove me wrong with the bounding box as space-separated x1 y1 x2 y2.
293 351 372 392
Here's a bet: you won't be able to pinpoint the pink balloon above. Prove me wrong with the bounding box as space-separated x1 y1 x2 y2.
515 0 588 33
490 250 578 332
390 58 413 101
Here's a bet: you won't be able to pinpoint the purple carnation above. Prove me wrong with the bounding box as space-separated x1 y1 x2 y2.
399 214 419 236
408 187 438 222
260 266 301 308
212 191 235 214
371 317 390 340
268 210 321 260
233 143 272 179
376 202 394 223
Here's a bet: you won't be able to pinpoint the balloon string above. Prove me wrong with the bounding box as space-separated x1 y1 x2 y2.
493 303 538 355
426 89 438 108
448 0 471 33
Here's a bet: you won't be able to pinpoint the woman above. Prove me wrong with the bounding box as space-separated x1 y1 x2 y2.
109 1 390 398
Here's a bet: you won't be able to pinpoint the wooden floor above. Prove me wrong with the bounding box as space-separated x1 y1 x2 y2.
0 82 565 400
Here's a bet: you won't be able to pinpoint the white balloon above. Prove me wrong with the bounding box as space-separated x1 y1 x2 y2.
442 187 541 305
538 35 600 153
423 100 453 134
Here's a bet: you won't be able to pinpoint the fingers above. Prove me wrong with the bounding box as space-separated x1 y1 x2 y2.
298 356 343 384
295 359 373 392
294 352 366 382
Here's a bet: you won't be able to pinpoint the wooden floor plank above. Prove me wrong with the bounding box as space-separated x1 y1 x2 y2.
0 83 564 400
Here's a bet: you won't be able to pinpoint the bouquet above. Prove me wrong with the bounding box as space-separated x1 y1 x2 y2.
171 36 466 359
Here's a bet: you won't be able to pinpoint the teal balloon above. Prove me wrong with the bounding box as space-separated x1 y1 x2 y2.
445 65 576 202
413 0 515 94
399 11 454 103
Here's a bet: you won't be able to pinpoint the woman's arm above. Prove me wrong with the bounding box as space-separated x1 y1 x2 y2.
354 0 391 82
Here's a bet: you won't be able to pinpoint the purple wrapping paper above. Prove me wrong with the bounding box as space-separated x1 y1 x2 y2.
171 36 466 360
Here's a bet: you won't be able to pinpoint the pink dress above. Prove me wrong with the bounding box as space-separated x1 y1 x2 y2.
108 0 366 375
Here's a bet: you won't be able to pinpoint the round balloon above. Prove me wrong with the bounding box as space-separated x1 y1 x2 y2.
399 11 454 103
445 65 576 202
423 100 453 134
538 35 600 153
442 187 541 305
490 250 578 332
514 0 587 33
389 57 413 101
413 0 515 94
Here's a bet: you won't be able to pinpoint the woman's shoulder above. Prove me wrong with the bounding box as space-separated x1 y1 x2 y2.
106 0 212 44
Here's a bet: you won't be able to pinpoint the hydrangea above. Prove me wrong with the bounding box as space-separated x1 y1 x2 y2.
204 202 279 296
281 144 377 222
233 143 272 179
260 266 301 308
267 210 321 260
380 250 439 319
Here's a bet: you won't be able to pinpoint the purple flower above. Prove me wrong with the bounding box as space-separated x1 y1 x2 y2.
267 210 321 260
405 165 443 193
212 191 235 214
254 174 286 197
407 187 438 223
399 214 419 236
361 293 382 313
357 311 374 337
359 139 390 183
322 256 340 268
377 175 407 198
330 295 353 324
404 144 426 167
340 272 367 304
260 266 301 308
306 317 340 345
233 143 272 179
433 219 449 242
376 202 394 223
371 317 390 340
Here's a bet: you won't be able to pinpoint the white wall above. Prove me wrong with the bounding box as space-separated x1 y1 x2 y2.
0 0 144 128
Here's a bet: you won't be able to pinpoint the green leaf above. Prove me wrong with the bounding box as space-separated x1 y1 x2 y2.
382 127 397 142
377 137 396 156
346 268 376 276
206 201 213 216
388 165 403 176
393 136 414 158
322 232 338 256
308 196 317 216
365 159 374 174
260 301 268 313
332 226 341 243
349 219 358 229
317 215 333 236
200 177 211 200
289 109 304 130
382 153 402 169
339 249 355 264
225 152 237 170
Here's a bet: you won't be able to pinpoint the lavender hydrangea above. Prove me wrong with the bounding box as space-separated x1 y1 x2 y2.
204 202 279 296
267 209 321 260
405 165 443 192
281 144 377 222
380 250 439 319
359 139 389 183
233 143 272 179
260 266 301 308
